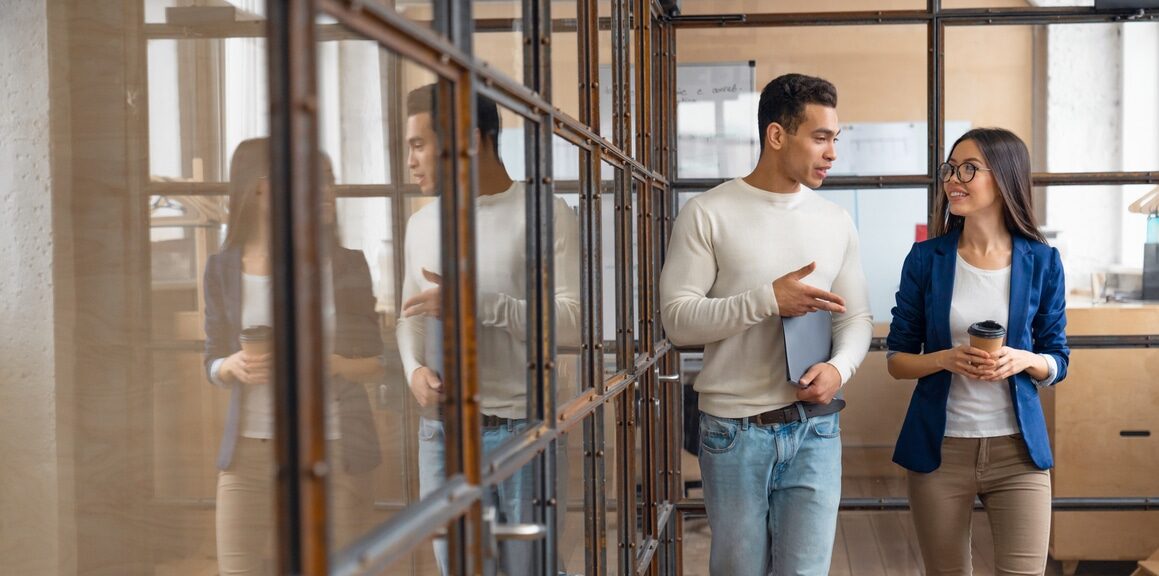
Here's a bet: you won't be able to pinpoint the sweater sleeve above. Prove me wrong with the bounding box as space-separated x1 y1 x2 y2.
826 215 874 384
396 213 431 383
477 197 582 347
659 199 779 346
551 197 583 348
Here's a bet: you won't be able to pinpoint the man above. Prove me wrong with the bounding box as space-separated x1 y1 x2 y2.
397 84 581 575
659 73 873 576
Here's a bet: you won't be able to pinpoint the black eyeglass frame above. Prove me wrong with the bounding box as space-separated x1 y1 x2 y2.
938 161 992 184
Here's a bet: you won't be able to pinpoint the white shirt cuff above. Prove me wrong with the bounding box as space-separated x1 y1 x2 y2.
1032 354 1059 387
209 358 230 388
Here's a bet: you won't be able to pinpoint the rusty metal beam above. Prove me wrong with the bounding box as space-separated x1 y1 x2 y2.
267 0 328 572
669 7 1159 28
929 1 944 229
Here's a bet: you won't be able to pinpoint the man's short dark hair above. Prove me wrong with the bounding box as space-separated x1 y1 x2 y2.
756 74 837 152
405 84 501 155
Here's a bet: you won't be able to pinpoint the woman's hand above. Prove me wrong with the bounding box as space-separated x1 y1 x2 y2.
977 346 1041 382
220 351 273 385
936 345 995 379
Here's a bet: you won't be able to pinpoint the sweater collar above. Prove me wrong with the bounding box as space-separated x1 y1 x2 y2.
733 177 810 208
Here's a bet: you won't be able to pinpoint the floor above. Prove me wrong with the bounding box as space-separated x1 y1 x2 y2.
676 449 1140 576
679 511 1139 576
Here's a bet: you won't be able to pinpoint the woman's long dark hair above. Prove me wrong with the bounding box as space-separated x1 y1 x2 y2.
223 138 269 249
932 127 1046 243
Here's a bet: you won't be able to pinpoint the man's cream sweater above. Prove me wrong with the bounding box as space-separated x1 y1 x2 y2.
660 177 873 418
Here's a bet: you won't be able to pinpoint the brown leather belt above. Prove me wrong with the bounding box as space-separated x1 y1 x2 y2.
733 398 846 427
481 414 518 429
433 411 520 429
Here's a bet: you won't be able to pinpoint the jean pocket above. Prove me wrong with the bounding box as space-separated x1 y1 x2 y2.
418 418 442 442
699 414 739 454
810 413 841 439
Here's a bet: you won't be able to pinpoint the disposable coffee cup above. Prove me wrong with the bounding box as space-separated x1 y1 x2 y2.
967 320 1006 354
239 325 273 356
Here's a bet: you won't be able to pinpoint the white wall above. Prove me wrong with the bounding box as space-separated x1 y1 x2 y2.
0 1 68 574
1045 22 1159 295
1044 24 1122 292
1120 24 1159 266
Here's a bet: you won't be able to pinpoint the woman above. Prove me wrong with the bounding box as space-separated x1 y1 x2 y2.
203 138 382 574
886 128 1069 575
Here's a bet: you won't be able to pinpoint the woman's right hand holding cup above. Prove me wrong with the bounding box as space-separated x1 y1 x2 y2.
937 345 995 379
221 350 273 385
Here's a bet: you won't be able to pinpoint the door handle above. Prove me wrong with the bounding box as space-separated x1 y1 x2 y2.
492 522 547 541
483 504 547 561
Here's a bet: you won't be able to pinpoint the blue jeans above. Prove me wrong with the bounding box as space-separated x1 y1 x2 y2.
418 417 532 576
698 410 842 576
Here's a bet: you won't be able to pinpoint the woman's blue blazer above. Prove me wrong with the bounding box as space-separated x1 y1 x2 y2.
887 227 1070 473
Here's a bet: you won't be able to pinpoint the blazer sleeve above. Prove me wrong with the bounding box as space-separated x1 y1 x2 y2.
202 254 233 386
887 243 927 355
334 250 383 359
1031 247 1069 383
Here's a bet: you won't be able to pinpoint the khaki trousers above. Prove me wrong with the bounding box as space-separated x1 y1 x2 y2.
907 435 1052 576
216 437 372 575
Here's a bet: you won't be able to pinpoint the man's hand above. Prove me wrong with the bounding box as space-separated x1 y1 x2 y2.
402 268 443 319
796 362 842 405
773 262 846 317
409 366 443 407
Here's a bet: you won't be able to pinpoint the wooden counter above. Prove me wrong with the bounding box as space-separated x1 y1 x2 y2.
1047 303 1159 574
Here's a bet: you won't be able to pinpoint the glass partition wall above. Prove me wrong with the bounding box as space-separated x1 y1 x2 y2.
0 0 679 575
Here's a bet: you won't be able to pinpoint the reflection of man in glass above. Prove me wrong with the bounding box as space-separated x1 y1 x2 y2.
397 85 581 574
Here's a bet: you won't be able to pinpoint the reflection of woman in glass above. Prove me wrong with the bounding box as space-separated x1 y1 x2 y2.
203 138 382 574
886 128 1069 575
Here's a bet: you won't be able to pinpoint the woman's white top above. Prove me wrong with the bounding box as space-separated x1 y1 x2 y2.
944 256 1020 438
239 273 340 440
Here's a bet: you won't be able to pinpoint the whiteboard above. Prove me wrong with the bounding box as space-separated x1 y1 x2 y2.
831 121 972 176
674 61 757 104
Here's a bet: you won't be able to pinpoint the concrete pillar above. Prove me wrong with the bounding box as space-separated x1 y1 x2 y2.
0 0 76 574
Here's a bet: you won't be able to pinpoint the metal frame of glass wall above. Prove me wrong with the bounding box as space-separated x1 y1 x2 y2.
260 0 682 574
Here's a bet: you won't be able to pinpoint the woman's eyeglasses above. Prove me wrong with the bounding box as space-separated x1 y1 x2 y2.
938 161 992 184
